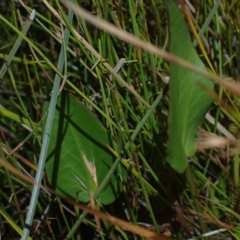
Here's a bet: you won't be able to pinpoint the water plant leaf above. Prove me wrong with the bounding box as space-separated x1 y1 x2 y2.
166 0 214 173
44 93 126 204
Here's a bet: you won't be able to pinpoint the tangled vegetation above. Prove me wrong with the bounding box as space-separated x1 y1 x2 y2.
0 0 240 239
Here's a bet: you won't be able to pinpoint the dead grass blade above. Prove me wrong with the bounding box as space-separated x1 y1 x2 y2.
60 0 240 97
0 157 175 240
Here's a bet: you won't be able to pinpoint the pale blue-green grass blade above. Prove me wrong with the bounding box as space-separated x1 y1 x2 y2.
20 9 74 240
0 10 35 83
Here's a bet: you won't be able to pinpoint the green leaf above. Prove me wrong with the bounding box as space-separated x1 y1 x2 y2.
166 1 214 173
44 93 126 204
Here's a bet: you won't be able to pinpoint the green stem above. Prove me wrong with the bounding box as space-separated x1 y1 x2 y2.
185 164 208 237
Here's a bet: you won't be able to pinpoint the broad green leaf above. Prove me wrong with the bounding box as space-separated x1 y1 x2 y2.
44 93 126 204
166 1 214 173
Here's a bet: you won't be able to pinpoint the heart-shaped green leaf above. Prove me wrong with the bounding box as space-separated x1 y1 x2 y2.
44 93 126 204
166 1 214 173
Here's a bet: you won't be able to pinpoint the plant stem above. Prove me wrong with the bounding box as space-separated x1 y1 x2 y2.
185 164 208 237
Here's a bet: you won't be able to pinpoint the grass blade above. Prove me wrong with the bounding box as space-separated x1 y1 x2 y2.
20 8 74 240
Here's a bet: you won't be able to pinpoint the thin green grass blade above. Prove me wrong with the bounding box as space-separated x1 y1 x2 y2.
0 107 37 128
20 8 74 240
0 12 62 77
193 0 222 47
0 206 32 240
0 10 35 83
